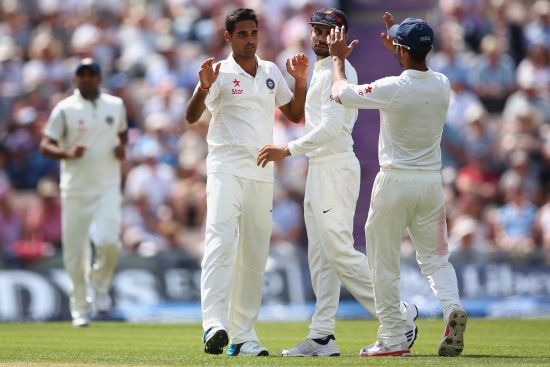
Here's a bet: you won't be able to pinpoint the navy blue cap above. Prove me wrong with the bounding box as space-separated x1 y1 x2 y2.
75 58 101 75
310 8 349 31
388 18 434 51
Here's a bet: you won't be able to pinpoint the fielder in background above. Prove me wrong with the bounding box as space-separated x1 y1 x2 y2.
257 8 418 357
185 8 308 357
328 13 467 356
40 58 127 327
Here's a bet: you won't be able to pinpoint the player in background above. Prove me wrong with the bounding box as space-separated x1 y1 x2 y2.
40 58 127 327
257 8 418 357
185 8 308 357
328 13 467 356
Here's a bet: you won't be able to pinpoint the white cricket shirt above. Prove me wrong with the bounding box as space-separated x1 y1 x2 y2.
288 56 358 157
43 90 127 196
203 53 293 183
333 69 450 171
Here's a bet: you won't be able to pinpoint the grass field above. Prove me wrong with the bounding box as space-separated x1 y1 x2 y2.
1 319 549 366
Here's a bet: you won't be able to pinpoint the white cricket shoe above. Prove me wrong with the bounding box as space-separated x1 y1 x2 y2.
72 316 90 327
439 305 467 356
359 340 411 357
227 341 269 356
94 291 113 313
401 301 419 348
202 326 228 355
282 335 340 357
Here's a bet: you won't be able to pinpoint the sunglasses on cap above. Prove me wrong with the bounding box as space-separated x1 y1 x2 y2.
310 9 348 30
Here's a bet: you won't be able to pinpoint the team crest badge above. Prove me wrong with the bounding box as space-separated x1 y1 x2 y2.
266 78 275 90
106 116 114 125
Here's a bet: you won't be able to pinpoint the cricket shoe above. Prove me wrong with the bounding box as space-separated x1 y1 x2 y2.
202 326 228 355
94 291 113 314
438 305 467 356
282 334 340 357
401 301 419 348
359 340 411 357
72 316 91 327
227 341 269 356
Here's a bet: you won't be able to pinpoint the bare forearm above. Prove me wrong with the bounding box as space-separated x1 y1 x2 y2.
185 88 209 124
287 80 307 122
40 141 68 160
332 56 347 84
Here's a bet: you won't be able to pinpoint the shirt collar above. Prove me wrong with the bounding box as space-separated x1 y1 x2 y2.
401 69 434 79
314 56 332 70
226 52 265 75
74 89 101 102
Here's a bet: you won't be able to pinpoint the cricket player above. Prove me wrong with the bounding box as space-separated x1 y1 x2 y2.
185 8 308 357
257 8 418 357
40 58 127 327
328 13 467 356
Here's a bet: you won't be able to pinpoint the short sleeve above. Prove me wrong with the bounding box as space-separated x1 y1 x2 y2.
43 104 65 141
118 101 128 133
203 67 222 114
273 67 293 108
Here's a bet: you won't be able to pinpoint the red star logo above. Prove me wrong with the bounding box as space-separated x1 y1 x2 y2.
365 86 373 93
233 78 240 87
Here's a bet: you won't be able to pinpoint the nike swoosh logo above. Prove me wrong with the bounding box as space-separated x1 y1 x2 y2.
323 209 332 214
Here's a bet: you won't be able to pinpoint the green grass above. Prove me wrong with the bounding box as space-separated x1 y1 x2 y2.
1 319 549 366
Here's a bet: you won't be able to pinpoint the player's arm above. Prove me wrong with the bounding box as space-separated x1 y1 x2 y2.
257 76 348 167
40 105 86 160
40 136 86 160
114 102 128 160
186 58 220 124
327 25 358 104
278 54 308 123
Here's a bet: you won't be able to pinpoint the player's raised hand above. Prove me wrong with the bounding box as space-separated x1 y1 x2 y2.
380 12 396 52
198 58 220 90
257 144 290 167
286 53 309 82
328 26 358 59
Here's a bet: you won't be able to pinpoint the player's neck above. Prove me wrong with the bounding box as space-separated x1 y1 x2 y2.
79 89 100 101
404 61 428 72
234 55 258 77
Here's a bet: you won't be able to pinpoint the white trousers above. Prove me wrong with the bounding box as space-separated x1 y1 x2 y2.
305 152 378 339
365 169 461 346
61 188 121 319
201 173 273 344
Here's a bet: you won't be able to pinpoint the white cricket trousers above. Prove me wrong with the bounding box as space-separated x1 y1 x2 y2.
304 152 377 338
201 173 273 344
365 168 461 346
61 188 121 320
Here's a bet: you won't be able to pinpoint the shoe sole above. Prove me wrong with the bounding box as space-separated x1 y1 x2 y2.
359 350 411 357
282 352 340 357
204 329 229 355
438 309 467 357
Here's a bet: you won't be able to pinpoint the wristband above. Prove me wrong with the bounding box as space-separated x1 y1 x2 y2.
199 84 210 91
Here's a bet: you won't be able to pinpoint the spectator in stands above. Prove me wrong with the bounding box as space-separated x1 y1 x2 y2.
494 182 538 254
525 0 550 48
468 34 516 112
504 64 550 125
0 183 22 264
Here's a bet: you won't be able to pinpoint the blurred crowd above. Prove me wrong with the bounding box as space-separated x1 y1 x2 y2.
0 0 549 266
431 0 550 264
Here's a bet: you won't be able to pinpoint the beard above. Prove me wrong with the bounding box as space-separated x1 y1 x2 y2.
313 45 330 58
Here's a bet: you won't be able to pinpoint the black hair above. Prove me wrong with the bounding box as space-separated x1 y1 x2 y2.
225 8 258 34
408 47 431 63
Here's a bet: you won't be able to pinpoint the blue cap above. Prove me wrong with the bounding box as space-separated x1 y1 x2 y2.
310 8 349 31
75 58 101 75
388 18 434 51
